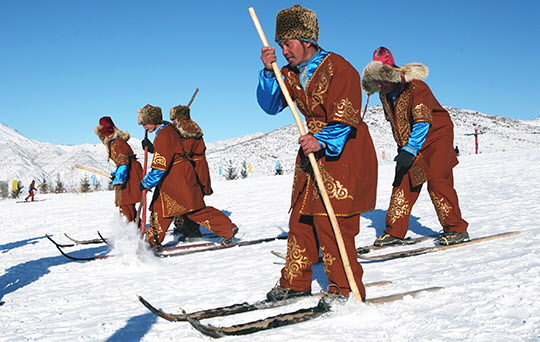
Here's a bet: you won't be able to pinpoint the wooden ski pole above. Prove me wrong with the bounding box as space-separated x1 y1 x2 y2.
139 130 149 234
249 7 363 302
187 88 199 107
74 164 113 179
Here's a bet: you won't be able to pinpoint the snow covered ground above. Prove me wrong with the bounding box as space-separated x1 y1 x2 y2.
1 149 539 341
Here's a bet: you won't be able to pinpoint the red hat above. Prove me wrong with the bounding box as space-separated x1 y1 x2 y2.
373 46 396 67
99 116 116 137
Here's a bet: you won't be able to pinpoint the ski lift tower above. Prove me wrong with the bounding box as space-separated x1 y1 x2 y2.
465 128 485 154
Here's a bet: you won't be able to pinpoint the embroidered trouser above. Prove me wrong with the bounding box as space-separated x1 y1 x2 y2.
279 202 366 299
146 206 235 245
119 204 137 222
385 168 468 239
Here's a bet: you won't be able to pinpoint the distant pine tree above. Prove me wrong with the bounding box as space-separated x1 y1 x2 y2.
240 161 248 179
40 180 49 194
108 179 114 191
55 174 64 193
80 176 91 193
94 180 101 191
224 160 238 180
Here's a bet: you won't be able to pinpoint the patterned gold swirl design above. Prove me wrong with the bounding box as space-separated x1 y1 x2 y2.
387 189 412 224
283 236 312 284
333 98 360 126
320 245 336 276
429 191 452 226
153 152 167 167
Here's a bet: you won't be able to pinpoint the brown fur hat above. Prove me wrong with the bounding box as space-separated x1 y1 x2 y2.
170 105 190 121
275 4 318 45
137 104 162 125
170 105 203 139
362 48 429 95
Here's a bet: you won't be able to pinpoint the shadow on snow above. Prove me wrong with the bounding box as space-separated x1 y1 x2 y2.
104 312 158 342
0 245 110 302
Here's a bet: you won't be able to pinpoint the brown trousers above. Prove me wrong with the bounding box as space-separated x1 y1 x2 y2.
279 202 366 299
146 205 235 245
385 168 468 239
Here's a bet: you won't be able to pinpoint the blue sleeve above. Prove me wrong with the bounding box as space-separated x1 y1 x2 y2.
112 165 127 185
256 69 286 115
403 122 430 156
313 123 353 157
142 169 166 189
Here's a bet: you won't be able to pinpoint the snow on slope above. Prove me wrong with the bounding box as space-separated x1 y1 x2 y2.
0 149 538 341
1 107 539 191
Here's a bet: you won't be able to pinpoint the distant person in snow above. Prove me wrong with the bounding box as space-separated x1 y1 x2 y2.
95 116 143 222
137 104 238 251
256 5 378 302
25 180 36 201
362 46 469 246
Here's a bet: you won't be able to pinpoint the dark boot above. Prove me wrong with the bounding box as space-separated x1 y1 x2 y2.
439 231 469 246
373 231 404 247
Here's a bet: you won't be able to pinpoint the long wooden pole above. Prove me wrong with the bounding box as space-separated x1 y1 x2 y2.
187 88 199 107
248 7 362 302
140 130 149 234
74 164 113 179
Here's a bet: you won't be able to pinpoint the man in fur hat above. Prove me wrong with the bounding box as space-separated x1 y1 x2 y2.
362 46 469 246
169 103 213 240
137 104 238 250
256 4 378 301
95 116 143 222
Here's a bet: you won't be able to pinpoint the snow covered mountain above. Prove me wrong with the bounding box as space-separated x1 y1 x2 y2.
1 106 539 190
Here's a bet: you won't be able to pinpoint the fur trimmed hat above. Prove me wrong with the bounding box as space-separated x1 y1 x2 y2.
137 104 162 125
170 105 190 121
170 105 203 139
94 116 130 151
275 4 318 46
362 47 429 95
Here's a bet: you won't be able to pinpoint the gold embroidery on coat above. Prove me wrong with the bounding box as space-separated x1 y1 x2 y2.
199 220 211 230
153 152 167 167
412 103 433 123
381 84 417 147
283 236 312 283
310 61 333 111
320 246 336 276
430 191 452 226
162 192 186 216
307 120 327 134
388 189 411 224
312 162 353 201
333 98 360 126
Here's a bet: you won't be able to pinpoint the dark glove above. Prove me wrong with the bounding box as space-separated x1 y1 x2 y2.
392 149 415 187
142 137 154 154
140 182 146 192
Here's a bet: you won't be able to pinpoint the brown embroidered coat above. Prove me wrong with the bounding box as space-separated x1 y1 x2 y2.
109 138 143 207
182 137 213 196
281 53 378 217
380 80 458 186
149 124 205 217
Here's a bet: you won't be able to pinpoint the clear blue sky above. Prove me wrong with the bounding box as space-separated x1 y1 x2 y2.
1 0 538 145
